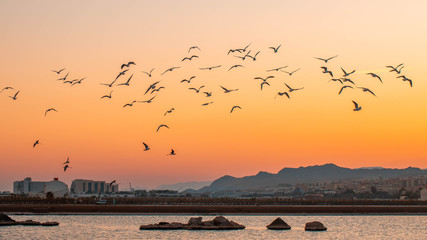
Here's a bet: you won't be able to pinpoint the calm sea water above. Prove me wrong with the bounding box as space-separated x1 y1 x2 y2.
1 215 426 240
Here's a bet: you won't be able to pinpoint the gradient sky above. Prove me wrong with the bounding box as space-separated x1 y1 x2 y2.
0 1 426 191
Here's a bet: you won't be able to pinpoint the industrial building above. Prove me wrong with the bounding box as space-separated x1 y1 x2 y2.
70 179 118 195
13 177 69 197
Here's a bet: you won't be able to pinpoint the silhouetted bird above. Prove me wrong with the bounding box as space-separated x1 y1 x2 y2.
161 67 180 75
254 76 274 82
269 44 281 53
228 65 245 71
151 87 165 94
321 67 333 77
142 142 150 151
284 83 304 92
247 51 260 61
71 78 86 86
220 86 238 93
275 92 290 99
117 74 134 86
182 55 199 62
314 55 338 63
110 180 116 187
123 101 137 108
267 66 287 72
230 106 241 113
141 68 154 77
188 46 201 53
64 165 70 172
164 108 175 116
33 140 39 148
63 157 70 164
200 65 221 70
101 91 113 99
260 81 270 90
156 124 169 132
329 78 343 84
341 67 356 77
115 69 128 80
352 101 362 111
339 85 353 95
144 81 160 95
397 75 413 87
341 78 355 85
366 73 382 83
139 96 156 103
100 78 118 88
203 92 212 97
189 85 205 93
180 76 196 83
9 90 19 100
168 149 176 156
1 87 14 93
358 87 376 96
201 102 213 106
51 68 65 74
45 108 57 116
282 68 301 76
386 63 404 74
121 62 135 69
57 72 69 81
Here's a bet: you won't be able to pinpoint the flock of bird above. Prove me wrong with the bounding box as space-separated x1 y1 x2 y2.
1 43 415 174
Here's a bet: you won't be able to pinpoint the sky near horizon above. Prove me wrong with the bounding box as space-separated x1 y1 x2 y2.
0 0 426 191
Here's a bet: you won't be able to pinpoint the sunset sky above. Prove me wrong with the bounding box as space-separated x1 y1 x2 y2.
0 1 426 191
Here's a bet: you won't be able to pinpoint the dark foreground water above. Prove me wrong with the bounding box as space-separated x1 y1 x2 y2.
1 215 426 239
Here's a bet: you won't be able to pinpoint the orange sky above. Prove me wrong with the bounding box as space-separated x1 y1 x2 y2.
0 1 426 191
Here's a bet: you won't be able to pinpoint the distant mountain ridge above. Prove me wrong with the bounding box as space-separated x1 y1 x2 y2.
155 181 212 192
197 163 427 193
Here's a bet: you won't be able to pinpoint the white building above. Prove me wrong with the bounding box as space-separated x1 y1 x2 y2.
13 177 69 197
70 179 118 196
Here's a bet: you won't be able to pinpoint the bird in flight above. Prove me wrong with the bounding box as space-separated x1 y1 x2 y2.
164 108 175 116
329 78 343 84
52 68 65 74
63 157 70 165
358 87 376 96
139 96 156 103
255 76 274 82
203 92 212 97
0 87 14 93
352 101 362 111
142 142 150 151
366 73 382 83
341 67 356 77
9 90 19 100
269 44 281 53
151 86 165 94
71 78 86 86
260 81 270 90
228 65 245 71
157 124 169 132
168 149 176 156
386 63 404 74
180 76 196 83
321 67 333 77
240 43 251 52
110 180 116 187
341 78 355 85
189 85 205 93
201 102 213 106
161 67 180 75
100 78 118 88
220 86 238 93
64 165 70 172
182 55 199 62
115 69 128 80
314 55 338 63
144 81 160 95
227 49 243 55
45 108 57 116
284 83 304 92
117 74 134 86
141 68 154 77
33 140 40 148
101 90 113 99
338 85 353 95
188 46 201 53
281 68 301 76
397 75 413 87
200 65 221 70
230 106 241 113
267 66 287 72
247 51 260 61
121 62 135 69
57 72 69 81
123 101 137 108
275 92 290 99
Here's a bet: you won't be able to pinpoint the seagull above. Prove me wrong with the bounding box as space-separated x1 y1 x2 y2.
227 49 243 55
151 86 165 94
397 75 413 87
329 78 343 84
142 142 150 151
161 67 180 75
57 72 69 81
341 78 355 85
188 46 201 53
182 55 199 62
254 76 274 82
123 100 137 108
168 149 176 156
230 106 241 113
180 76 196 83
203 92 212 97
164 108 175 116
157 124 169 132
199 65 221 70
141 68 154 77
275 92 290 99
240 43 251 52
52 68 66 74
0 87 14 93
121 61 136 69
321 67 333 77
109 180 116 187
201 102 213 106
220 86 238 93
71 78 86 86
352 101 362 111
63 157 70 164
9 90 19 100
228 65 245 71
100 78 118 88
284 83 304 92
314 55 338 63
386 63 404 74
358 87 376 96
189 85 205 93
247 51 260 61
45 108 57 116
144 81 160 95
63 165 70 172
267 66 287 72
281 68 301 76
101 90 113 99
117 74 134 86
33 140 39 148
341 67 356 77
260 82 270 90
269 44 281 53
366 73 383 83
139 96 156 103
115 69 128 80
338 85 353 95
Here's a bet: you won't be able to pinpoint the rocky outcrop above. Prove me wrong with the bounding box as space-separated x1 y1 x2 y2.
41 222 60 226
140 216 245 230
305 221 327 231
266 217 291 230
0 212 59 227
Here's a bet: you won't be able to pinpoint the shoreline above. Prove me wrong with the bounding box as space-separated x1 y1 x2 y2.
2 204 427 215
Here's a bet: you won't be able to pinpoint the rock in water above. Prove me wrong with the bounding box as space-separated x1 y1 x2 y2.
41 222 60 226
305 221 327 231
140 216 245 230
213 216 232 226
266 217 291 230
18 220 42 226
188 217 203 226
0 212 15 222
